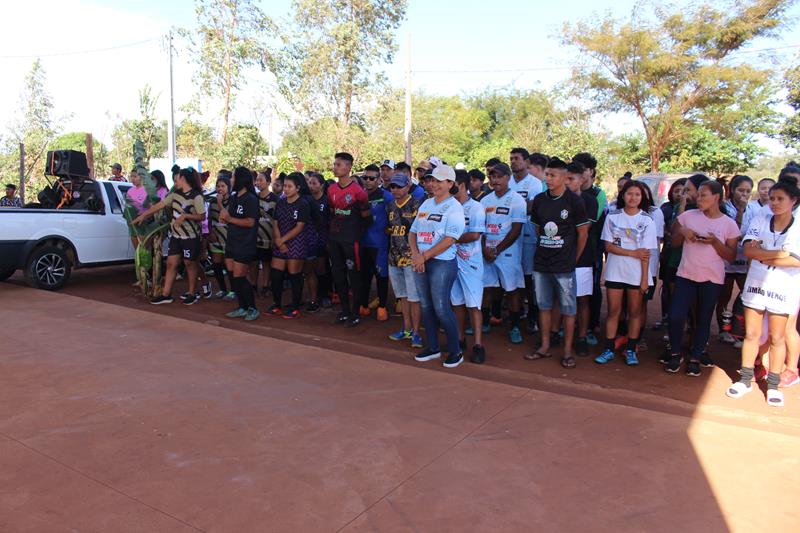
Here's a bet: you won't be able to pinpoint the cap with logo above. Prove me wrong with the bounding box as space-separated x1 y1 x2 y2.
380 159 396 170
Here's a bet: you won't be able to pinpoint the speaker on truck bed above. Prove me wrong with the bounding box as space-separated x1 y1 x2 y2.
44 150 90 178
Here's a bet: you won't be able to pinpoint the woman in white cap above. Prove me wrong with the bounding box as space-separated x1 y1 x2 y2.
409 165 466 368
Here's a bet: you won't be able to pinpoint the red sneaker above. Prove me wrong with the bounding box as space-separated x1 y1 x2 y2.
780 369 799 388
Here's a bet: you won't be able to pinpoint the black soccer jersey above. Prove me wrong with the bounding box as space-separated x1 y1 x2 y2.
531 189 589 273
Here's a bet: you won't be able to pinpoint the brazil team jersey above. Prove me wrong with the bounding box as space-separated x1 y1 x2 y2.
410 196 465 261
480 189 527 253
456 197 486 270
509 173 543 244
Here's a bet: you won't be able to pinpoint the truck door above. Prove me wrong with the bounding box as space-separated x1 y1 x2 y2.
101 182 135 261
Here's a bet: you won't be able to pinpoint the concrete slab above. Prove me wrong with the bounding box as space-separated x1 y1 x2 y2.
1 287 799 532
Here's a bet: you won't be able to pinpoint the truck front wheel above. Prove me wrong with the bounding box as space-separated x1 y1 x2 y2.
25 245 72 290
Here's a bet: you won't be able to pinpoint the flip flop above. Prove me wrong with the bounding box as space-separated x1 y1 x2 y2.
561 355 577 368
524 350 551 361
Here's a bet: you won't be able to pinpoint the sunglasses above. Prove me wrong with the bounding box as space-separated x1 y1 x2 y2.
363 175 379 181
389 184 405 189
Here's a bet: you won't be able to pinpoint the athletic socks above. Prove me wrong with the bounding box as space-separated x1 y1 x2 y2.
482 307 491 324
318 272 331 298
231 276 246 309
626 337 639 351
289 272 304 308
491 299 502 320
738 366 754 385
605 338 616 351
212 263 227 292
239 277 255 310
767 371 780 391
227 271 235 295
271 268 285 308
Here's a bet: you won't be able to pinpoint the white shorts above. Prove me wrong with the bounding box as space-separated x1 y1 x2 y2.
576 267 593 297
483 253 525 291
742 279 800 316
522 242 536 276
451 266 484 308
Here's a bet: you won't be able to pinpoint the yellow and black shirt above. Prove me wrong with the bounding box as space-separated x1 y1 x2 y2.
164 190 205 240
257 192 278 250
208 195 230 248
386 196 421 267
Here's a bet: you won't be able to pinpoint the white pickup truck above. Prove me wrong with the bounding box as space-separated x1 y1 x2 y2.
0 179 135 290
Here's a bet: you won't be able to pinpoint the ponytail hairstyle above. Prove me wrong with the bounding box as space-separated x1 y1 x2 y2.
729 174 753 197
699 179 726 211
233 166 256 195
179 167 203 193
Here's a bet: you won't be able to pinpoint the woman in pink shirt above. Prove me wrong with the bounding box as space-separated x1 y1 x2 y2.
665 180 740 376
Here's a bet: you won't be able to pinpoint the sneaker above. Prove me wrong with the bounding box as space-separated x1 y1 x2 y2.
368 297 380 310
624 349 639 366
658 349 672 365
637 339 648 352
410 333 423 348
576 338 588 357
717 331 736 344
359 306 371 317
465 327 474 336
223 291 237 301
226 307 247 318
550 331 561 347
282 307 300 319
415 349 441 362
489 316 503 327
780 369 800 388
471 344 486 364
699 352 715 368
334 312 351 325
509 326 523 344
481 323 491 334
767 388 785 407
594 349 615 364
665 355 683 373
306 301 320 313
213 290 226 299
388 329 412 341
585 331 599 346
175 273 184 281
346 316 360 328
244 307 261 321
526 321 539 335
733 339 743 349
202 282 213 299
181 293 198 306
686 360 702 377
150 294 174 305
265 305 282 316
443 352 464 368
376 307 389 321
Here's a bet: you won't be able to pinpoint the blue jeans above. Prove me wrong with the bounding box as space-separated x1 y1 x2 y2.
668 276 723 358
415 258 460 355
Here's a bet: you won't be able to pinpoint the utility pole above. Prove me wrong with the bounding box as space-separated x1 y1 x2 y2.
403 33 412 166
18 143 25 204
167 30 177 164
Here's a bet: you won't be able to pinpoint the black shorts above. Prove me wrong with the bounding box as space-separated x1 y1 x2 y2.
605 280 642 291
168 237 201 261
256 247 272 262
225 250 256 264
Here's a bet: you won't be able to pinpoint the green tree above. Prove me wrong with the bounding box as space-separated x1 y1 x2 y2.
268 0 407 147
781 62 800 147
563 0 788 171
660 126 764 176
109 86 168 171
216 124 268 169
182 0 271 143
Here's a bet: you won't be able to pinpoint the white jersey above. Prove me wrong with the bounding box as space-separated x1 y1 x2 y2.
456 198 486 271
480 189 528 254
644 206 664 279
509 173 543 245
742 215 800 315
601 208 658 285
724 200 759 274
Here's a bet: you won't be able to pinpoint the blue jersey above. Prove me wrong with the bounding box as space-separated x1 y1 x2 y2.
410 183 426 202
362 187 393 249
480 189 527 255
410 196 465 261
456 197 486 271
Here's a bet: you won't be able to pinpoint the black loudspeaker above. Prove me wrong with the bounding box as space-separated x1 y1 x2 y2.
45 150 90 178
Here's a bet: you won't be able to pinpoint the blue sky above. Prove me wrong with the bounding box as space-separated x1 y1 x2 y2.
3 0 799 151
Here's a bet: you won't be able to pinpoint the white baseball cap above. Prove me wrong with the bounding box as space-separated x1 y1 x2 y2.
380 159 396 169
428 164 456 182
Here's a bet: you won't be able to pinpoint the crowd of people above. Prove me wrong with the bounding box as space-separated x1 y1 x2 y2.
121 150 800 408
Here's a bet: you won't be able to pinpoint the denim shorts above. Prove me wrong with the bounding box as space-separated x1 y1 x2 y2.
533 270 577 316
389 265 419 302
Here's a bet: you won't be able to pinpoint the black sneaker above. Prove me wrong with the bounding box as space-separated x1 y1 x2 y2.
550 331 561 347
526 320 539 334
415 349 441 362
306 300 320 313
150 294 174 305
443 352 464 368
471 344 486 364
699 352 715 367
345 316 360 328
202 282 213 299
658 349 672 365
665 355 683 373
576 337 589 357
334 312 351 325
181 293 198 306
686 360 702 377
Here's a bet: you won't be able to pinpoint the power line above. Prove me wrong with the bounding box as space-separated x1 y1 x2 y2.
413 66 570 74
0 36 165 59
